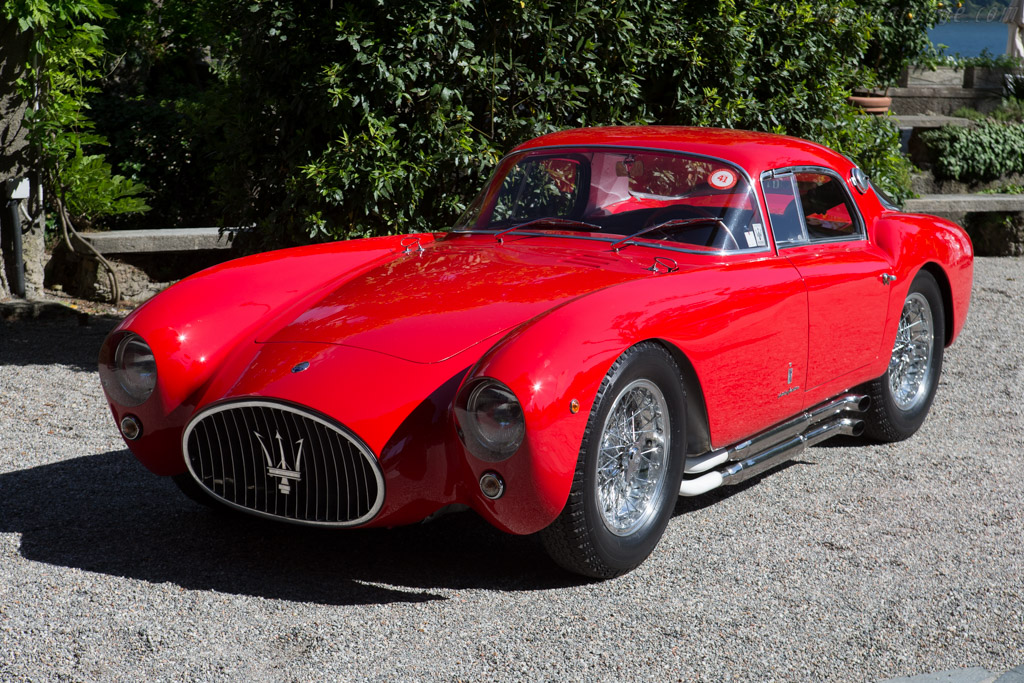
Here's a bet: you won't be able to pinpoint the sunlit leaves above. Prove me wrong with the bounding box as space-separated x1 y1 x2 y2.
4 0 149 226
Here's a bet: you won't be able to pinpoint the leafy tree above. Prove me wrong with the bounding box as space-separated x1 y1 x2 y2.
89 0 223 229
859 0 944 88
4 0 149 230
78 0 942 248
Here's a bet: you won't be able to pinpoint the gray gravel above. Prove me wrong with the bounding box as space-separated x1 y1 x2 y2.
2 257 1022 682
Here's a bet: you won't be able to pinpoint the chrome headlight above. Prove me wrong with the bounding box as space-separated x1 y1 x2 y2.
100 332 157 407
455 379 525 462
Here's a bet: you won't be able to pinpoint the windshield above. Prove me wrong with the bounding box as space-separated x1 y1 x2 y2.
455 147 767 252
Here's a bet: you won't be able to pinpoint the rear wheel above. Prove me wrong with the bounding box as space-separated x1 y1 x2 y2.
862 270 945 442
540 342 686 578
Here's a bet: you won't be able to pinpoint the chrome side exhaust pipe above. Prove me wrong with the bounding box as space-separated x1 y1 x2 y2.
679 394 868 497
720 417 864 485
685 393 870 475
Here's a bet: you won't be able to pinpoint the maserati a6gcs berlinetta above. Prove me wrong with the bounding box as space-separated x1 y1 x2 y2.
99 127 973 578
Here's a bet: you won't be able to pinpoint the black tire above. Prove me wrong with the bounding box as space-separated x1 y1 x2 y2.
862 270 945 442
540 342 686 578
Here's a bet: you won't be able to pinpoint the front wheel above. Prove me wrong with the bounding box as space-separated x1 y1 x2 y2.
540 342 686 578
862 270 945 442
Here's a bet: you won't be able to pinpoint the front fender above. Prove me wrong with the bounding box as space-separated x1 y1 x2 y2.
457 274 706 534
459 301 625 534
102 234 437 474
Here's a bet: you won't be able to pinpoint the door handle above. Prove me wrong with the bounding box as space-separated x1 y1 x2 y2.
881 273 897 285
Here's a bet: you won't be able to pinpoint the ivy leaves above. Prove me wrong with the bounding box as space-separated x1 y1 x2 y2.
922 123 1024 181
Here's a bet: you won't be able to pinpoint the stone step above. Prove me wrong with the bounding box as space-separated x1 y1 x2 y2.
74 227 235 254
888 114 977 130
904 193 1024 215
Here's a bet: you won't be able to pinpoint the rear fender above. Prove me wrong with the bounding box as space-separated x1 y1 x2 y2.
872 214 973 360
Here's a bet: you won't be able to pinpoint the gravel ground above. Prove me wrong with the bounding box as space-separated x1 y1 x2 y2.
1 257 1022 682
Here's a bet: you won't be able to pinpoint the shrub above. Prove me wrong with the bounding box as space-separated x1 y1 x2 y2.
183 0 920 248
921 122 1024 181
819 112 915 204
45 0 935 244
858 0 943 88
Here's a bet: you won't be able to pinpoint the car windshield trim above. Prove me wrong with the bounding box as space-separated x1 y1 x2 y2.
451 229 743 256
493 217 605 242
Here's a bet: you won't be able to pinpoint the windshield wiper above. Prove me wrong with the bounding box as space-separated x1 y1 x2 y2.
494 217 603 243
609 217 726 251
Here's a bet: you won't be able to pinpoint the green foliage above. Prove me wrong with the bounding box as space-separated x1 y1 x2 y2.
59 147 148 219
818 112 915 204
87 0 222 228
921 122 1024 180
980 183 1024 194
991 97 1024 122
150 0 915 248
961 49 1024 69
952 98 1024 123
4 0 148 228
950 106 987 122
22 0 930 244
859 0 943 88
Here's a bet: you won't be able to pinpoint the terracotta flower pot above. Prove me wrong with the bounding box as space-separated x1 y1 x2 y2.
847 94 892 115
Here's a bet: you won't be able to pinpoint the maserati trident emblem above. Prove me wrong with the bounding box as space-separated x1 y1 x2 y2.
254 430 304 494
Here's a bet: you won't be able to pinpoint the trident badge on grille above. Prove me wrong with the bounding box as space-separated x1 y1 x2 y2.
254 430 304 494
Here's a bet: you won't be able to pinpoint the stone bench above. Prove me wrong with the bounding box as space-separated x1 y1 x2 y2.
888 114 976 131
904 194 1024 257
904 194 1024 214
51 228 240 302
73 227 235 254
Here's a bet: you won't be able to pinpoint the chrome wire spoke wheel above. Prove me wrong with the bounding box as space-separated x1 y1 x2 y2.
888 291 935 411
540 342 685 578
596 379 669 536
861 271 945 444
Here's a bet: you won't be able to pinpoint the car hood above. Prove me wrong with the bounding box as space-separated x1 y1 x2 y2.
260 238 648 363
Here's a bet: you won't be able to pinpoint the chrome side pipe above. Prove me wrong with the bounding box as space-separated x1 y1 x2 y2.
679 394 869 497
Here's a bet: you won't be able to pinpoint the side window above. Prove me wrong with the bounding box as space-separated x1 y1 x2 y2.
762 174 805 246
793 172 861 240
762 169 862 248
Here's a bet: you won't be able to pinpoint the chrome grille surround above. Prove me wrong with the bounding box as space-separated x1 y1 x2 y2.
182 400 384 527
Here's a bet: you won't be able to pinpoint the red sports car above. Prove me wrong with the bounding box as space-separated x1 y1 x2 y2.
99 127 973 578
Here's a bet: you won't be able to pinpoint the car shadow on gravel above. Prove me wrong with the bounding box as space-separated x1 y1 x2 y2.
671 459 813 515
1 317 121 372
0 451 581 605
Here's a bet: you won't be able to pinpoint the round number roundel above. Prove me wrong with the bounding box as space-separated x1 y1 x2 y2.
708 168 738 190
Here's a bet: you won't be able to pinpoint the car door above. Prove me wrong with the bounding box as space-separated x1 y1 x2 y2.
761 168 893 396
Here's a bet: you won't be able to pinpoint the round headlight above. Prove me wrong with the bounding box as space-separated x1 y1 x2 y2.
455 380 525 462
100 332 157 407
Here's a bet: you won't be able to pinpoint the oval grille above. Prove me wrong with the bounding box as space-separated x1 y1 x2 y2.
182 401 384 526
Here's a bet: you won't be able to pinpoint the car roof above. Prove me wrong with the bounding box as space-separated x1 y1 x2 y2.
510 126 854 178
